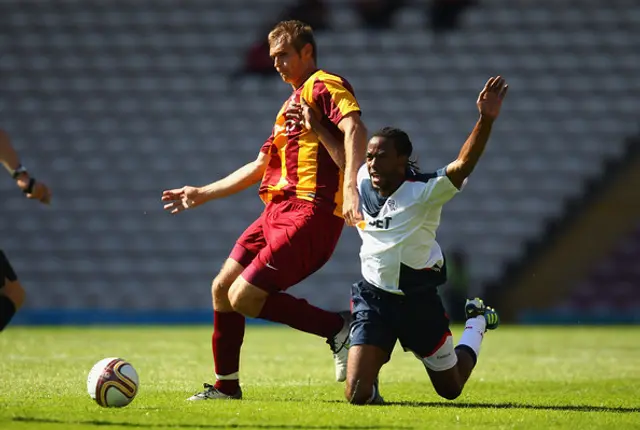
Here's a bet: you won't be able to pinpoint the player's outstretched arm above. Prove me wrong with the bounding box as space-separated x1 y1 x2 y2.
0 129 52 204
446 76 508 190
286 99 346 170
161 151 269 214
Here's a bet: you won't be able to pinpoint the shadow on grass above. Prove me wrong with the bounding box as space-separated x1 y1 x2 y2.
382 400 640 414
12 417 411 429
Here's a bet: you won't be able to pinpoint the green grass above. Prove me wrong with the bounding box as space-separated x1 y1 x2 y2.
1 325 639 429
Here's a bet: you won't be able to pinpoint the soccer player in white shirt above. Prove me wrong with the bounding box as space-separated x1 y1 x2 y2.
288 76 508 404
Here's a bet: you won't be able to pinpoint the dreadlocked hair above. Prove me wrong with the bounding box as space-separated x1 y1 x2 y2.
371 127 420 173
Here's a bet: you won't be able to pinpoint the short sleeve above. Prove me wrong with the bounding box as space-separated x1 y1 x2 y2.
260 132 275 155
312 77 361 126
420 166 463 206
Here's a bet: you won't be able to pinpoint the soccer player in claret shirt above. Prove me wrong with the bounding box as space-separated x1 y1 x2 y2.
290 77 508 404
162 20 368 400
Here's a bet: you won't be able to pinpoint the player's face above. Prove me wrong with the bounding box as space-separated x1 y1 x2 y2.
269 40 305 84
366 136 407 194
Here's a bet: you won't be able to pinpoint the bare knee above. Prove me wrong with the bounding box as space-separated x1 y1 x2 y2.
211 259 245 312
227 283 243 312
211 275 232 305
2 280 26 309
434 383 463 401
228 280 267 318
429 369 463 400
427 361 466 401
345 379 374 405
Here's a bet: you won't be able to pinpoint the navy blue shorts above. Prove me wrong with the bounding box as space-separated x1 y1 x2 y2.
350 279 451 358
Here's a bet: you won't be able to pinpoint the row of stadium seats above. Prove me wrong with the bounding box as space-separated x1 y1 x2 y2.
5 90 638 109
1 0 638 312
5 30 639 50
558 222 640 313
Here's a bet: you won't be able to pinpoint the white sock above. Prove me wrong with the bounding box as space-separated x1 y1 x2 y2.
215 372 239 380
457 316 486 359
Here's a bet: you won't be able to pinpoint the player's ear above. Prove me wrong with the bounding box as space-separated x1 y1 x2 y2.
300 42 313 61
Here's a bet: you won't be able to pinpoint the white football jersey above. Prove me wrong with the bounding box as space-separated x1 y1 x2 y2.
356 163 462 294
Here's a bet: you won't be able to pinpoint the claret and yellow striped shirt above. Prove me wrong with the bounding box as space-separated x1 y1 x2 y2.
259 70 361 217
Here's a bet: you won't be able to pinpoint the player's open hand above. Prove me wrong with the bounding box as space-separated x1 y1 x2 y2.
161 186 204 214
17 177 52 205
477 76 508 121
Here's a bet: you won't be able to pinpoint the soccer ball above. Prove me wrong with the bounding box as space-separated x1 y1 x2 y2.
87 357 139 407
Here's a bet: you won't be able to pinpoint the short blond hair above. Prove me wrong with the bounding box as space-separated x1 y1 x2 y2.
268 20 317 63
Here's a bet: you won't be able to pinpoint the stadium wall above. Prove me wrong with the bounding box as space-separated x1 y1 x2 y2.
11 309 276 326
496 136 640 323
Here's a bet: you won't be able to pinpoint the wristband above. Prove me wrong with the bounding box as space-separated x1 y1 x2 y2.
11 165 28 179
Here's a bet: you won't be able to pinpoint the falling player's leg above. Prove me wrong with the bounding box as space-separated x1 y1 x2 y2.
0 250 24 332
422 298 500 400
397 286 465 400
345 280 398 405
227 199 349 381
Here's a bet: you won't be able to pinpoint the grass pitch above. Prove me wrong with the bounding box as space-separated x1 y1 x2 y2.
1 325 639 429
